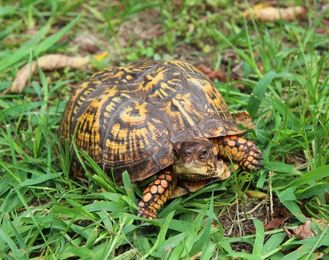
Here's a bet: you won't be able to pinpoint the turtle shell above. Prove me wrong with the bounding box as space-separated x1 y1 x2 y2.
60 60 242 181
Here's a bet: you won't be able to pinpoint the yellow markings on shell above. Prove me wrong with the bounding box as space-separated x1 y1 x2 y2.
136 102 147 114
147 121 167 140
169 60 199 74
110 123 121 137
71 80 109 121
172 93 195 127
186 77 202 88
166 79 182 89
161 82 175 92
164 102 184 129
114 70 124 79
106 104 155 162
120 103 148 124
167 60 184 68
204 82 227 111
134 127 149 148
149 90 163 99
74 87 118 158
188 77 229 116
149 82 174 100
176 93 191 101
106 139 127 156
159 88 168 97
149 88 169 100
118 93 131 100
92 80 102 85
74 81 92 97
104 96 121 115
70 82 93 120
75 113 101 159
120 108 133 124
110 67 135 81
126 74 133 80
139 68 166 92
104 87 118 97
109 123 129 143
118 128 129 139
128 126 137 159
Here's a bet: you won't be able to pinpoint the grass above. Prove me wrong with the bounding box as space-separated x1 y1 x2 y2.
1 0 329 259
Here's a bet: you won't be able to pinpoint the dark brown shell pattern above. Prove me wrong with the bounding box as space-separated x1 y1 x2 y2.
60 60 241 181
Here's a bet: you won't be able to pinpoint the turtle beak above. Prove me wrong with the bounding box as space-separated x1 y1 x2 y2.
174 164 210 175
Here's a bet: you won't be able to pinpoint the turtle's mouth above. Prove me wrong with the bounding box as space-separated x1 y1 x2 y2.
174 160 229 181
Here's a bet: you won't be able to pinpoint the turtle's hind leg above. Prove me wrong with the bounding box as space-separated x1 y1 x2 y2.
216 136 262 170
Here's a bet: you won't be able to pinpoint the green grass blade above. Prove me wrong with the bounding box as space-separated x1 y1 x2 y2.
286 165 329 188
252 219 264 258
0 24 50 72
144 211 175 258
122 171 137 205
0 14 81 73
247 71 277 117
35 14 81 56
0 228 27 259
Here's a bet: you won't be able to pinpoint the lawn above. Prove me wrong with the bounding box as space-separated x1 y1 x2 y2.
0 0 329 259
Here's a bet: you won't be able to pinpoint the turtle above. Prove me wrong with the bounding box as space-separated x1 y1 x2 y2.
60 59 262 219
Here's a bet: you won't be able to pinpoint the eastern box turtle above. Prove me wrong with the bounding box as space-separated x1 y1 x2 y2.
60 60 261 219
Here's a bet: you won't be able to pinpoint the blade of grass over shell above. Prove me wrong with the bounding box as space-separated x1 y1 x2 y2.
72 142 118 193
122 170 137 206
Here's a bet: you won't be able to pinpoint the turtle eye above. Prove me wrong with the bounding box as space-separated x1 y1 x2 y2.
199 149 209 160
184 150 192 157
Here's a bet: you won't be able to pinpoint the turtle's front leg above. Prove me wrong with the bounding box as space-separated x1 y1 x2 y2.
138 168 177 219
216 135 262 170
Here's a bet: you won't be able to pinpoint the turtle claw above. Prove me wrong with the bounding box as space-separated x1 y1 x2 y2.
138 201 157 219
240 144 262 171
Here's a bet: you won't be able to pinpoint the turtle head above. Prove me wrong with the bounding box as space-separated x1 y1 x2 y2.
173 138 230 181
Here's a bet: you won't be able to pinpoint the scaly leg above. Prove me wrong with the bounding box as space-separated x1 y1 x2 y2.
138 169 177 219
217 135 262 170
